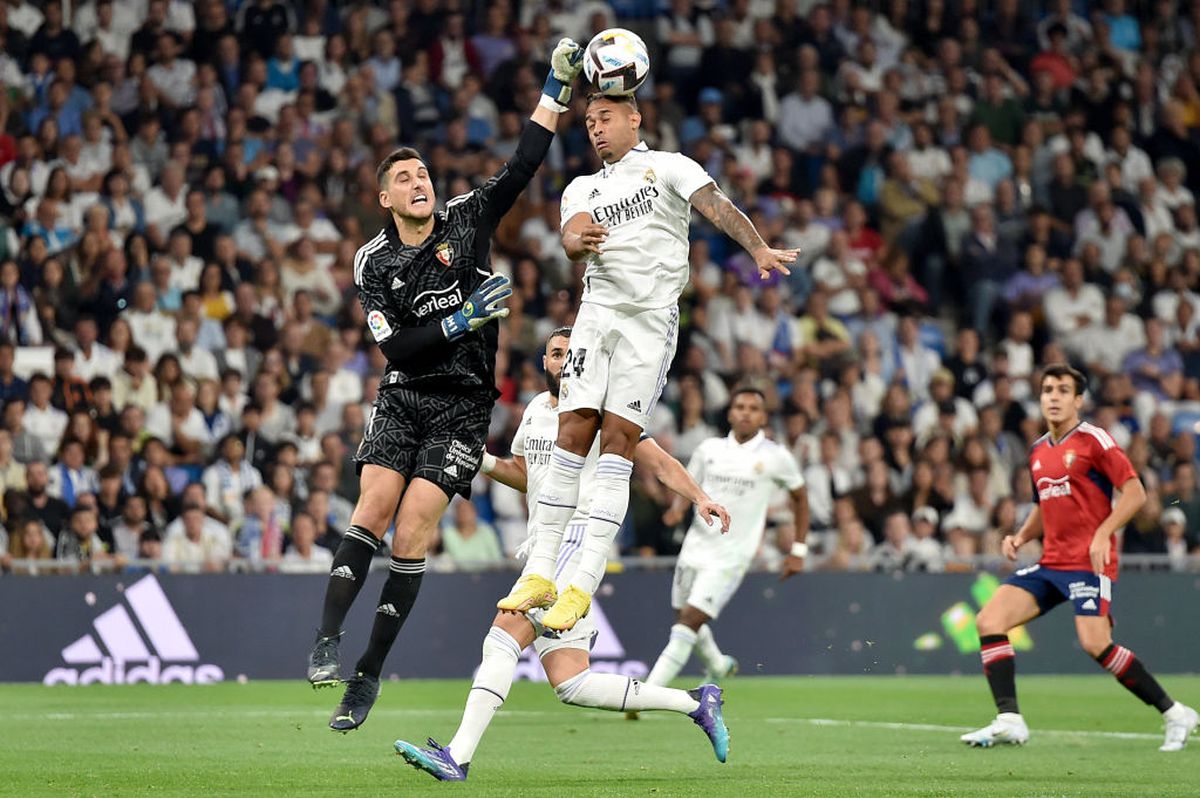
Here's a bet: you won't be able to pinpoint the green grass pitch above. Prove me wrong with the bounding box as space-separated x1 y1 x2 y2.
3 675 1197 797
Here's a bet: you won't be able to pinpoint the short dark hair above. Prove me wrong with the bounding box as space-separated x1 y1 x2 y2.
1040 363 1087 395
730 385 767 404
586 92 639 112
547 326 572 347
376 147 424 188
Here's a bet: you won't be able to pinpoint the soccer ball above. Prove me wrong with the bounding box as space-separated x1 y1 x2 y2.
583 28 650 96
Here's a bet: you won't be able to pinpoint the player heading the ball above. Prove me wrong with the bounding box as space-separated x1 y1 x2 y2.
496 84 799 632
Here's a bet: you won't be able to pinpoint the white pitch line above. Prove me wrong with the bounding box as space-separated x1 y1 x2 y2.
766 717 1163 741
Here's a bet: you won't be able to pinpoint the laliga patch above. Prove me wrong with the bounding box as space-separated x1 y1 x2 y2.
435 242 453 266
367 310 393 342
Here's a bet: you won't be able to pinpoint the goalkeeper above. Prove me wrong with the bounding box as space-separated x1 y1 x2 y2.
305 38 587 734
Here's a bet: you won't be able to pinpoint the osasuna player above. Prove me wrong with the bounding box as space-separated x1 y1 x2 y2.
394 329 733 780
962 364 1197 751
498 91 798 631
638 387 808 709
305 39 586 732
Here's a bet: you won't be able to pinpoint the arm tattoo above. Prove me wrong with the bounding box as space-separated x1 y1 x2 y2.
690 184 766 254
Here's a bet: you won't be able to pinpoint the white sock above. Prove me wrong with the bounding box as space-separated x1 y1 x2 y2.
694 624 724 673
646 623 697 686
522 446 586 580
1164 701 1186 719
554 668 699 714
447 627 522 764
570 453 632 593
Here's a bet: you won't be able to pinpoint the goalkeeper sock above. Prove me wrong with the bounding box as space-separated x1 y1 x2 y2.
1096 644 1175 712
447 627 523 764
694 624 725 674
318 526 378 637
354 557 425 677
647 624 698 686
980 634 1019 714
522 447 586 580
555 669 700 714
570 453 633 594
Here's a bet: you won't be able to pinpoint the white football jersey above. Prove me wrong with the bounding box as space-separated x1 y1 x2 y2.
678 431 805 569
510 391 599 525
560 142 714 312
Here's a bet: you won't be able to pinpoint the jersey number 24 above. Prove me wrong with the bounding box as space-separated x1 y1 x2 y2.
564 348 588 378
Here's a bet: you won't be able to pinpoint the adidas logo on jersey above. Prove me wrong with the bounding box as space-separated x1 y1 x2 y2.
588 188 600 200
626 400 642 413
1081 599 1097 610
444 464 459 478
377 604 401 617
1032 459 1042 471
391 277 406 290
43 575 224 686
331 565 356 581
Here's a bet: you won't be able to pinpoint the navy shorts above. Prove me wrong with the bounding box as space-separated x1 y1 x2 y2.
1005 564 1113 617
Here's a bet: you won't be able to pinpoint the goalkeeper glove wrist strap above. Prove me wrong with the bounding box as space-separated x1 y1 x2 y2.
542 72 571 110
441 312 470 341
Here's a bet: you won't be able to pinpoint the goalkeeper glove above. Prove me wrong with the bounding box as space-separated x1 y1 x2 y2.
441 273 513 341
541 38 584 111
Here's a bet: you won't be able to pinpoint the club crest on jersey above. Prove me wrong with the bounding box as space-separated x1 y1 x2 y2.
1064 450 1076 469
435 242 453 267
643 168 657 184
754 461 764 474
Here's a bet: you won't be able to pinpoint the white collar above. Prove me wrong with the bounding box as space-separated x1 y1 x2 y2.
726 430 765 449
602 141 649 175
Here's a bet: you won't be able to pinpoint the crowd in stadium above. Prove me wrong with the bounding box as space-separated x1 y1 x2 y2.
0 0 1199 575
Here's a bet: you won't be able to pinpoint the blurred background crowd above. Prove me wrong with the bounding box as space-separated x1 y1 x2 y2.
1 0 1199 576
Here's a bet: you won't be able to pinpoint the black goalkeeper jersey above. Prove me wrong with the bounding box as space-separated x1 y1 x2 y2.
354 123 553 397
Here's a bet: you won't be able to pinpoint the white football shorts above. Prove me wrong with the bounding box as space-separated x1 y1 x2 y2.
670 562 747 620
556 301 679 429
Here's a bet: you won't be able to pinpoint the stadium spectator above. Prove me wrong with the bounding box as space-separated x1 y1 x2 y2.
202 433 262 526
55 505 109 567
2 517 53 573
163 500 229 570
439 498 504 569
279 509 332 572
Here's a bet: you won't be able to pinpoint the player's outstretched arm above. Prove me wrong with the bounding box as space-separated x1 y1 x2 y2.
1089 476 1146 575
634 438 731 533
1002 505 1044 561
689 184 799 280
480 451 529 493
779 486 810 580
531 38 584 132
471 39 583 229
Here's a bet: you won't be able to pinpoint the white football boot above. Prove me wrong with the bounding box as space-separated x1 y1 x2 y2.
960 713 1030 747
1160 703 1199 752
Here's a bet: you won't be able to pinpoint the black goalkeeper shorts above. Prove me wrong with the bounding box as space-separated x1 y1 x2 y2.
354 386 492 499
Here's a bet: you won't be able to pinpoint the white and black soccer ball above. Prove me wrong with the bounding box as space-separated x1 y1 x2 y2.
583 28 650 96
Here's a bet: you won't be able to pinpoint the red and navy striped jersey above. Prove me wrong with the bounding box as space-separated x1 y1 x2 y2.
1029 421 1137 578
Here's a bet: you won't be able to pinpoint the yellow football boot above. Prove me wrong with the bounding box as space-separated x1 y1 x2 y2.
541 585 591 631
496 574 558 612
